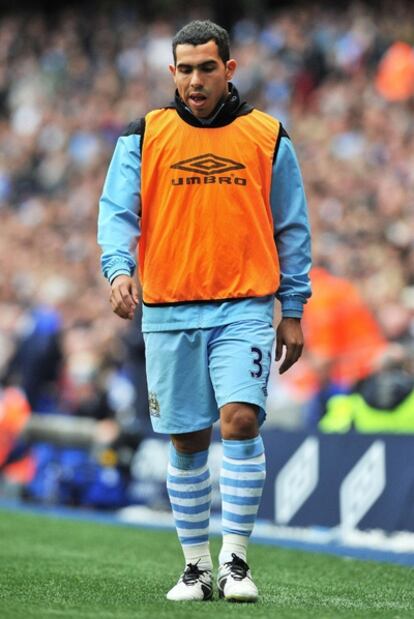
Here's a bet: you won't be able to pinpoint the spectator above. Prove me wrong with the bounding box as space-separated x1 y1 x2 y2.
0 3 413 428
319 352 414 433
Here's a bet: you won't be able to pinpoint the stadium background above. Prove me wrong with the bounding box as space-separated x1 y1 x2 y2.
1 3 414 617
0 0 414 518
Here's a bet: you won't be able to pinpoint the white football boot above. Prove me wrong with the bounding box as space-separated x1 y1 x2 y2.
166 562 213 601
217 553 258 602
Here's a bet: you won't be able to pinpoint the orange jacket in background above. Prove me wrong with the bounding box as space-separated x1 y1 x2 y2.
302 267 388 386
376 41 414 101
0 387 35 484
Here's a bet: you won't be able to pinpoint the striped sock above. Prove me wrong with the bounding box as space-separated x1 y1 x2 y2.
219 435 266 564
167 443 212 571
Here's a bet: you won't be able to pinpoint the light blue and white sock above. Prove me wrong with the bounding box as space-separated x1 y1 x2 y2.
219 435 266 565
167 443 213 571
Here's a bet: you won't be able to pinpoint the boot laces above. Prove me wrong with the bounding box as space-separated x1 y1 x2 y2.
182 561 205 585
225 553 249 581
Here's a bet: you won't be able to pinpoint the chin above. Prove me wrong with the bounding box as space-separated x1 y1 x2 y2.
196 106 212 117
186 102 209 118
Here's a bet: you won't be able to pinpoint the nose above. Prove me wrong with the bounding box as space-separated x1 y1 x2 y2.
190 69 203 89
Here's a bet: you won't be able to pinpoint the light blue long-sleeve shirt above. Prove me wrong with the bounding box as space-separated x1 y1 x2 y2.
98 130 311 332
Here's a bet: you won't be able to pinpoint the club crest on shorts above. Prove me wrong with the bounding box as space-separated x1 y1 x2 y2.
148 391 161 417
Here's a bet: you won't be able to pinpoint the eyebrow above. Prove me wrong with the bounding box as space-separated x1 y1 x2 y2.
176 60 219 70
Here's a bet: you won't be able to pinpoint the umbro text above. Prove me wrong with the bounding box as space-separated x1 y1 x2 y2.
172 176 247 186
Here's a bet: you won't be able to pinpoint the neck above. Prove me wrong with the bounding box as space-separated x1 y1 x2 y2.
186 94 229 125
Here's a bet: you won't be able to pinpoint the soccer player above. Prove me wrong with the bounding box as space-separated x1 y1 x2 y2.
98 20 311 602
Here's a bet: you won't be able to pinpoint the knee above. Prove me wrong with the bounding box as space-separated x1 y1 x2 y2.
171 426 212 454
220 403 259 440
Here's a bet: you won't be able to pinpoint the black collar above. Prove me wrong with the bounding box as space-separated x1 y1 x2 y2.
170 83 253 128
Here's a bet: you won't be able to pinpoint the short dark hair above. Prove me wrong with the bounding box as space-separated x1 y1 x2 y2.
172 20 230 65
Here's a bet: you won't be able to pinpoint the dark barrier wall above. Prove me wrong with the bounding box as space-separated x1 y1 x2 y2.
130 430 414 533
261 431 414 532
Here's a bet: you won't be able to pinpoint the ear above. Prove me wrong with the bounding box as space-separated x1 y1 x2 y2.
225 59 237 81
169 64 176 78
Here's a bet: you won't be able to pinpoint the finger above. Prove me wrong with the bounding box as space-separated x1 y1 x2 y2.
121 286 137 319
111 299 129 319
111 287 129 313
131 281 139 305
279 345 303 374
119 285 136 311
275 334 283 361
110 289 131 319
118 283 139 315
280 344 303 374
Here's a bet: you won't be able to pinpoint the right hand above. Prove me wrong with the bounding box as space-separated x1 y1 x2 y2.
110 275 139 320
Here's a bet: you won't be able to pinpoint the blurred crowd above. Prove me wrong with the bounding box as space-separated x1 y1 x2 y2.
1 1 414 438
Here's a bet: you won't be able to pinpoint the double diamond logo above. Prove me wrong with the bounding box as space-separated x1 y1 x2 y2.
171 153 245 176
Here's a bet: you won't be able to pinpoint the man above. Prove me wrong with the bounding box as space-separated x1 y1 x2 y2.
98 20 311 603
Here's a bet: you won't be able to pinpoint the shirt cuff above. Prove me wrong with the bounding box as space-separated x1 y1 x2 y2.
281 296 304 318
109 269 132 285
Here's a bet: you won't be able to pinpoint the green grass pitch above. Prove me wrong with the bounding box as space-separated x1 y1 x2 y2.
0 509 413 618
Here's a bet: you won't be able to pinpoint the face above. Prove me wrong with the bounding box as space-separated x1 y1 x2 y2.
169 40 237 119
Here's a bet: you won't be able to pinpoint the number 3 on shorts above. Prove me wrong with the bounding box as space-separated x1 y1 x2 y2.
250 346 263 378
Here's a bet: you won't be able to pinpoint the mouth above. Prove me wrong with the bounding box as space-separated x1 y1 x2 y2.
188 93 208 108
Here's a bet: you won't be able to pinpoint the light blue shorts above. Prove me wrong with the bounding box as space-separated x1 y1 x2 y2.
143 320 275 434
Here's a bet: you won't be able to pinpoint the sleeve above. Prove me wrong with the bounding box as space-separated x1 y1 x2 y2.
271 129 312 318
97 133 142 284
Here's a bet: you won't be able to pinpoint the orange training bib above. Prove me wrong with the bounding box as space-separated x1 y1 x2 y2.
139 108 280 305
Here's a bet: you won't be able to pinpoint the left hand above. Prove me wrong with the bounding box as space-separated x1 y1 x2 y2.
275 317 304 374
